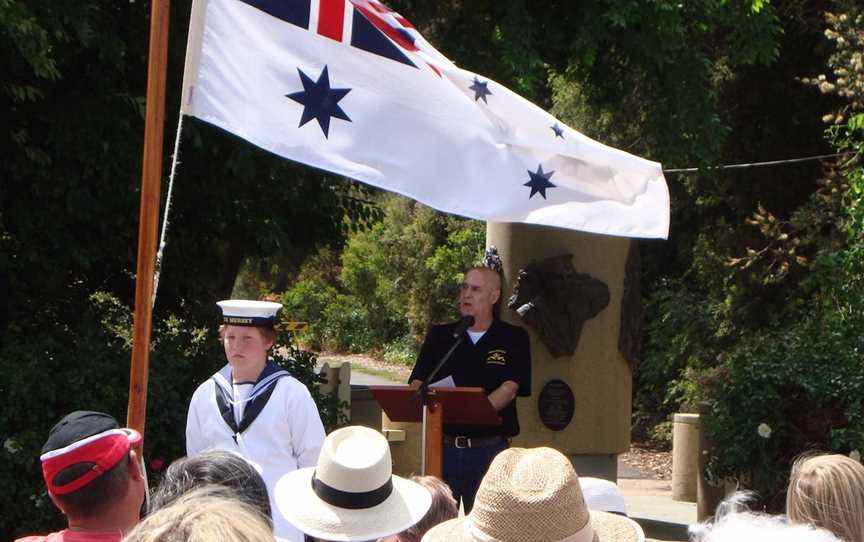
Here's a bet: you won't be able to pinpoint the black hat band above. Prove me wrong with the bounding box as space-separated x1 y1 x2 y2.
311 471 393 510
222 316 276 327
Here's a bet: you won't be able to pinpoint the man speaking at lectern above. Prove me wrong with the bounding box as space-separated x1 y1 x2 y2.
409 251 532 513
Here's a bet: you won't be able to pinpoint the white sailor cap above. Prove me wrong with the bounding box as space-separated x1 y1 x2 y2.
217 299 282 327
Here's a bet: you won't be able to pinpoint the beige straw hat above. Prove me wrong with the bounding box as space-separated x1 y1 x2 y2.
421 447 644 542
274 425 432 541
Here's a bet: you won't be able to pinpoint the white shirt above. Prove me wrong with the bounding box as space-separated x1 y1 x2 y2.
467 329 486 344
232 382 254 424
186 368 326 541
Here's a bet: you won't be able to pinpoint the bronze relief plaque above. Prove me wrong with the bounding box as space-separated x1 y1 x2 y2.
538 379 575 431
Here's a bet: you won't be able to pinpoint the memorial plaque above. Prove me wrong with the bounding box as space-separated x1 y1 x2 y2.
538 379 575 431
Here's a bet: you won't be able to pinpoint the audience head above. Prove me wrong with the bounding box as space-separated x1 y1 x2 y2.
124 485 275 542
40 410 145 528
149 449 272 525
274 425 432 541
378 476 458 542
689 511 841 542
422 446 645 542
786 453 864 542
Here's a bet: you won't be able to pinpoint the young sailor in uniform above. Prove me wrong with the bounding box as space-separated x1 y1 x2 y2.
186 299 325 542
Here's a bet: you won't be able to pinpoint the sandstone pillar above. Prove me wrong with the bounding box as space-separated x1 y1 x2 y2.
487 222 633 480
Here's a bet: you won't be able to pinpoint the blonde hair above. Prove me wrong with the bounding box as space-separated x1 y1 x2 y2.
787 453 864 542
124 486 275 542
392 476 457 542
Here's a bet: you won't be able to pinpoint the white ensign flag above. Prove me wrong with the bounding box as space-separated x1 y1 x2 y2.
181 0 670 239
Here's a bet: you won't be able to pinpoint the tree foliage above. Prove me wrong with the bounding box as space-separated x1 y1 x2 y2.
0 0 377 330
635 2 864 509
282 193 485 359
0 1 370 537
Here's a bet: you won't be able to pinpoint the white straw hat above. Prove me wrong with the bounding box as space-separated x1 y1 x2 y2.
580 477 628 515
421 447 644 542
274 426 432 541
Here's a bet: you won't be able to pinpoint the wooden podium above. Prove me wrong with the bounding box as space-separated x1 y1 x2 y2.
369 386 501 478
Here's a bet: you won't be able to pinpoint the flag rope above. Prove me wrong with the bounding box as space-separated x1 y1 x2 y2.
151 112 185 308
663 151 856 173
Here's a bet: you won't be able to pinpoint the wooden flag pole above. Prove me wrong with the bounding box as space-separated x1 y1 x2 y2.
127 0 171 442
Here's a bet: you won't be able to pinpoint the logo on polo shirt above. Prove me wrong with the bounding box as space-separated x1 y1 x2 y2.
486 350 507 365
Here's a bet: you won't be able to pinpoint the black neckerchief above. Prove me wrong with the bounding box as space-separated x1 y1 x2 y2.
211 360 289 443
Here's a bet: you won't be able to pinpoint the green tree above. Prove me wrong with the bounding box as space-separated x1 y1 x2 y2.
339 194 485 345
644 3 864 508
282 193 485 355
0 0 376 330
0 1 370 536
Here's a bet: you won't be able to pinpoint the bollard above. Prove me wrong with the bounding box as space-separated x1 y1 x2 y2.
337 362 351 420
318 362 335 395
317 361 352 423
672 413 699 502
697 402 726 520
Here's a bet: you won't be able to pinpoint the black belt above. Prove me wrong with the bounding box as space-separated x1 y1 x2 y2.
443 435 507 449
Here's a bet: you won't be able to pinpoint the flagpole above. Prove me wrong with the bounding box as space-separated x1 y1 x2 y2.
127 0 171 444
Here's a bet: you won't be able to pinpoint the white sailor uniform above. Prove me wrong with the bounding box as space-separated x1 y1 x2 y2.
186 361 325 542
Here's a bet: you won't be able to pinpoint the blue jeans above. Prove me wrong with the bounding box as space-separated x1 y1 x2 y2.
443 439 508 513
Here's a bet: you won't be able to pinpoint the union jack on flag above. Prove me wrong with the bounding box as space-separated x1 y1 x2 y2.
181 0 670 239
240 0 448 74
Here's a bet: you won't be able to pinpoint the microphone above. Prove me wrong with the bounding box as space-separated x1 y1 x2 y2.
452 316 475 338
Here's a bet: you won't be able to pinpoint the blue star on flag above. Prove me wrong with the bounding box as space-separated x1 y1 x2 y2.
469 77 492 103
524 164 556 199
551 122 565 138
286 65 351 138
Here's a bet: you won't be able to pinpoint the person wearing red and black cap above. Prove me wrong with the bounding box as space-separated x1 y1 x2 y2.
15 411 146 542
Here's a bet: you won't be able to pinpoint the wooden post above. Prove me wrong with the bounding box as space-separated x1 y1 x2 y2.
424 394 443 478
127 0 171 443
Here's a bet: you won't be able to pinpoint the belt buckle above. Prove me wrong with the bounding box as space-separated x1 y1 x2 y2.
454 436 471 449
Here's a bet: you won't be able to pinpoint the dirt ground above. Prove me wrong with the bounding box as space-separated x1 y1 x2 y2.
621 443 672 480
317 350 672 481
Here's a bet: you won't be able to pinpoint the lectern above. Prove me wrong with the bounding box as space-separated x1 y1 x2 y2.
369 386 501 478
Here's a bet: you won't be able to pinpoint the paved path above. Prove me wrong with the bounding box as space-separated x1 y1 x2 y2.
316 358 402 386
622 479 694 542
619 460 694 541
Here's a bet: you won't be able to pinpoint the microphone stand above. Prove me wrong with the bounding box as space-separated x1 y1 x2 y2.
415 323 469 474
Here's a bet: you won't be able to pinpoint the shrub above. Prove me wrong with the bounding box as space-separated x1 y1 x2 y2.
701 310 864 510
382 335 419 366
319 293 377 352
280 194 485 356
638 6 864 495
281 275 340 350
0 293 217 539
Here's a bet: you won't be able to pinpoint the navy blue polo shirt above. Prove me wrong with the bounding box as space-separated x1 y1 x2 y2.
409 318 532 438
